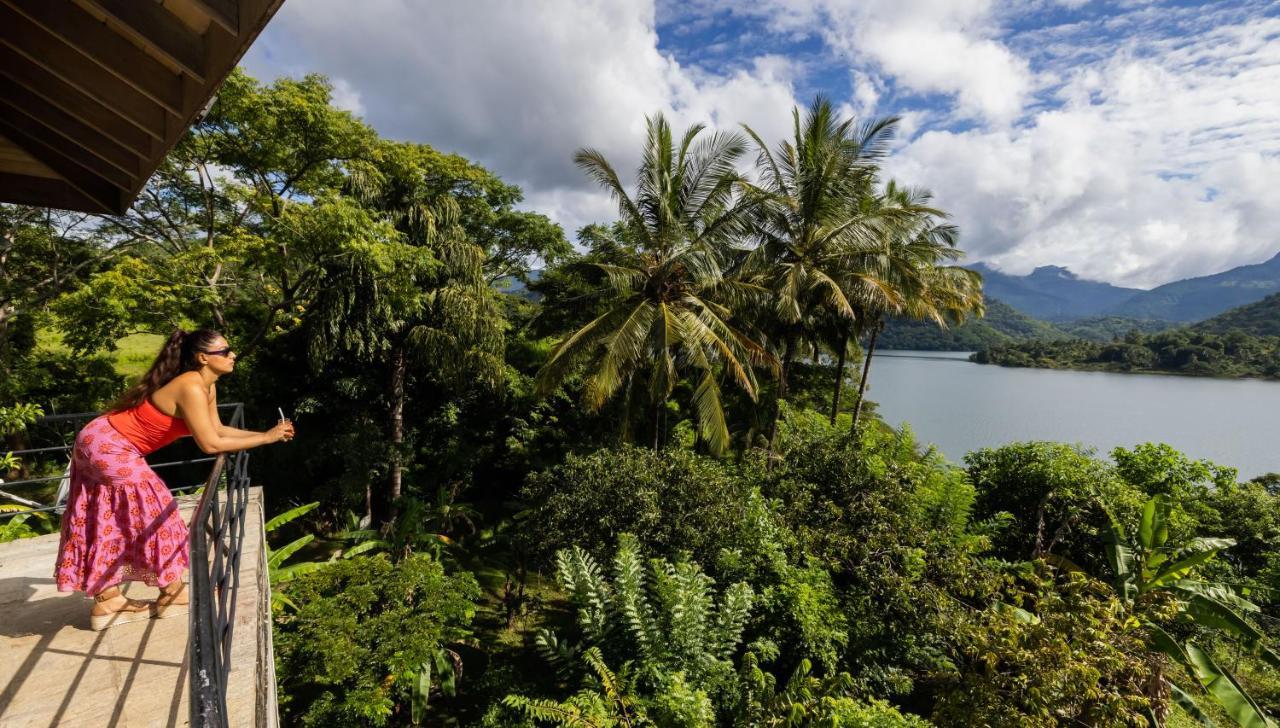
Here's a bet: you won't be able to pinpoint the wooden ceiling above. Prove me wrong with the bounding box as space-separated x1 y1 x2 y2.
0 0 285 214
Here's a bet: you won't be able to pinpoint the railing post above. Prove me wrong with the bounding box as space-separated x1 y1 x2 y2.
189 402 252 727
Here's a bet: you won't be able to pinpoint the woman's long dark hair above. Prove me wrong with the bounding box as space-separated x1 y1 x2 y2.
110 329 224 411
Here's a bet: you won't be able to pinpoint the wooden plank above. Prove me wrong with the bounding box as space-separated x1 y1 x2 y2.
184 0 237 35
80 0 208 83
0 103 135 192
0 47 151 158
0 122 122 212
0 78 144 177
0 135 59 178
0 172 107 212
3 0 184 115
0 5 169 141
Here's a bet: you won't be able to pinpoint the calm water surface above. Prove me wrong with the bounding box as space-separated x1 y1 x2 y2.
868 350 1280 478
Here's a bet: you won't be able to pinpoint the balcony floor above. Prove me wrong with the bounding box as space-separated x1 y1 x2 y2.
0 488 274 728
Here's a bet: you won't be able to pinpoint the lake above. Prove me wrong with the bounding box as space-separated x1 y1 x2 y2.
867 350 1280 478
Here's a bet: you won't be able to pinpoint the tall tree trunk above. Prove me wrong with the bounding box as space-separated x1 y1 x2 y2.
388 345 407 526
766 336 796 466
850 323 880 436
652 399 662 452
829 332 848 425
364 479 373 527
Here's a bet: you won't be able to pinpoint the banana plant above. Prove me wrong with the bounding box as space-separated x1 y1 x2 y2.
265 502 390 611
1100 494 1279 727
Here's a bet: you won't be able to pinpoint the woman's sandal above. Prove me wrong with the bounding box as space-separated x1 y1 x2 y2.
152 582 189 620
89 588 154 631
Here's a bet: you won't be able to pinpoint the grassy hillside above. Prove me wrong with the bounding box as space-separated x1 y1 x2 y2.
36 329 163 379
1193 292 1280 337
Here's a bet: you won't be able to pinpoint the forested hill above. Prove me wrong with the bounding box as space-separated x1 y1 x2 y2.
1193 292 1280 337
1106 252 1280 322
973 326 1280 379
878 298 1064 350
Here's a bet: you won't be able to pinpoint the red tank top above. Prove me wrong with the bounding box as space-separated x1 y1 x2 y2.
107 398 191 455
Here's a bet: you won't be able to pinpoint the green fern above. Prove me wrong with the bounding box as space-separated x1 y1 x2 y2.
542 535 754 698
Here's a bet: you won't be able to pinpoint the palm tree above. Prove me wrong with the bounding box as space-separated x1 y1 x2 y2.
739 97 900 455
848 184 983 434
535 114 772 455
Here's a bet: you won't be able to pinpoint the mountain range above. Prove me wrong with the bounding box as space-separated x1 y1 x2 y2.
972 252 1280 322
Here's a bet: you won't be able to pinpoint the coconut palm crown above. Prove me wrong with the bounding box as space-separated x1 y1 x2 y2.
535 114 773 455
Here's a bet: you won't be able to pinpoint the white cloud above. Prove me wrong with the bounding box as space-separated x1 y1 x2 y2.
737 0 1033 124
242 0 802 241
887 13 1280 288
241 0 1280 286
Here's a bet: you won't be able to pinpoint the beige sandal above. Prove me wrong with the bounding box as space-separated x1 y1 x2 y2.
89 588 154 631
152 582 189 620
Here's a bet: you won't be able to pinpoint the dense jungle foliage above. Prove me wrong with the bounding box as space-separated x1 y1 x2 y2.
1194 293 1280 338
973 327 1280 379
4 69 1280 726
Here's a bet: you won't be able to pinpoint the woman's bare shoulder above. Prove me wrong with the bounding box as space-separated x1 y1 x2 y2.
153 373 206 408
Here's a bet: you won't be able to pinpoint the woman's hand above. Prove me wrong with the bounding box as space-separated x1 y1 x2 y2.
267 420 296 443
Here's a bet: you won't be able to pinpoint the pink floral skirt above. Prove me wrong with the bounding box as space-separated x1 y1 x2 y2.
54 415 189 596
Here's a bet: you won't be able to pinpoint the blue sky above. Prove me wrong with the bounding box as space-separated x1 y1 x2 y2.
243 0 1280 288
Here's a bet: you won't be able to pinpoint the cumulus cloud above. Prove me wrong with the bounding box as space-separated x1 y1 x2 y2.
242 0 1280 286
887 11 1280 287
242 0 801 237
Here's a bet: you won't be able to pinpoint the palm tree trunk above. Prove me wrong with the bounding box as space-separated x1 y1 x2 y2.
388 345 406 525
829 332 848 425
850 324 880 435
766 336 796 465
652 399 662 452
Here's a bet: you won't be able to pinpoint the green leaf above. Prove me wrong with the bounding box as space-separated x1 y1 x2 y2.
1146 622 1192 668
1185 595 1267 645
340 540 389 558
267 534 314 570
1170 682 1216 727
994 600 1040 625
1140 496 1166 550
1185 643 1271 728
265 501 320 532
271 561 330 582
410 660 431 725
1103 509 1136 601
1171 580 1260 614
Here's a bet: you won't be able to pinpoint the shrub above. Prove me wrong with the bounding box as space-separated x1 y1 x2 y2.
965 442 1144 569
932 566 1153 727
273 554 480 726
521 445 752 565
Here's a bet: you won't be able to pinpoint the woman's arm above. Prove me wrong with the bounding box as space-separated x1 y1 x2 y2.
207 387 261 439
179 383 290 454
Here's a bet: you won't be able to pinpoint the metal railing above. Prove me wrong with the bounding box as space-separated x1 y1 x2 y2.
0 404 245 514
0 403 252 726
189 402 253 728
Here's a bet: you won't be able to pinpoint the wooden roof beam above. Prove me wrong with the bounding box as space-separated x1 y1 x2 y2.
3 0 185 116
0 121 124 213
0 5 171 142
0 172 108 213
80 0 209 83
191 0 239 36
0 78 145 179
0 47 155 159
0 103 137 192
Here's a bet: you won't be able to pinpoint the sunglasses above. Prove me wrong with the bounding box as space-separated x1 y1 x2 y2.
203 347 234 357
